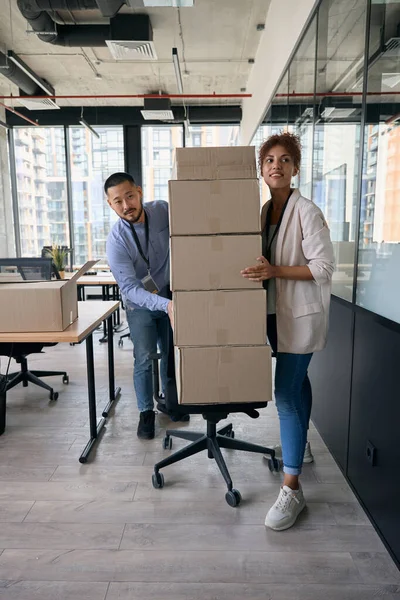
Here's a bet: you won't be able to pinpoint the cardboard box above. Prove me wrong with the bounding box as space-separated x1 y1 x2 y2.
0 261 97 333
170 234 262 291
174 289 266 346
175 146 257 181
169 179 261 236
175 345 272 405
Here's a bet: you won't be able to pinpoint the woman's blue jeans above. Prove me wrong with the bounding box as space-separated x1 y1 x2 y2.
267 314 313 476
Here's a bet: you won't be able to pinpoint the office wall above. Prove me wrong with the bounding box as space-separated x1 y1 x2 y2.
0 107 15 257
250 0 400 567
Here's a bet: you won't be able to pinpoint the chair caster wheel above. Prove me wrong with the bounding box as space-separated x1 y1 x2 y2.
118 339 123 348
226 430 235 438
163 436 172 450
50 391 59 401
62 375 69 384
225 488 241 507
267 457 282 473
152 472 164 489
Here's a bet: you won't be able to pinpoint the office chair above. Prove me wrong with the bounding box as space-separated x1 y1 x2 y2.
150 330 278 507
0 258 69 400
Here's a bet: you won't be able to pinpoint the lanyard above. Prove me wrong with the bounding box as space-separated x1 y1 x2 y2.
129 212 150 273
264 191 292 262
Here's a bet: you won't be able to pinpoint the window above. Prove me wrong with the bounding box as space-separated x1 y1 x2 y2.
13 127 69 256
355 0 400 323
185 125 239 148
141 125 184 202
69 126 124 265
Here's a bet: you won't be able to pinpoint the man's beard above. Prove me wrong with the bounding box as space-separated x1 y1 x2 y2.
124 203 143 223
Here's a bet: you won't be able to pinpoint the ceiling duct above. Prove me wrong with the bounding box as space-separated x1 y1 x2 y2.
0 50 58 109
106 14 156 59
17 0 153 49
141 97 174 120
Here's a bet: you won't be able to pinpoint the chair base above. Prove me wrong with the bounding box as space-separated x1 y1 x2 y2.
6 358 68 400
153 420 278 506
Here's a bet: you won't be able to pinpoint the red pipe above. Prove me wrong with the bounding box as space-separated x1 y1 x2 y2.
0 93 252 100
0 102 39 126
276 91 400 97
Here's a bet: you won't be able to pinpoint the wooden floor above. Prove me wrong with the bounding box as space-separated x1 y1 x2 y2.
0 320 399 600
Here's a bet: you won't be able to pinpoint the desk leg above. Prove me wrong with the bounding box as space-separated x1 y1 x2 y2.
79 333 106 463
102 314 121 417
99 285 109 344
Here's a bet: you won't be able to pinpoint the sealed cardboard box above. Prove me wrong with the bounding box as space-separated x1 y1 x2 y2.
169 179 261 236
0 260 97 333
170 234 262 291
175 146 257 181
174 289 266 347
175 345 272 405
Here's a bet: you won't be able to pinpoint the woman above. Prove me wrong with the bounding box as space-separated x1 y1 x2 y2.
241 132 334 531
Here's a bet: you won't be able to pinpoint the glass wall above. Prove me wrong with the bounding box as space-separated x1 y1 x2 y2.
355 1 400 323
69 126 124 265
13 127 69 256
252 0 400 324
141 125 183 203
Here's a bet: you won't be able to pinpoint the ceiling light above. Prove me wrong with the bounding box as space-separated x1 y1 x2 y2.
172 47 183 94
79 117 100 139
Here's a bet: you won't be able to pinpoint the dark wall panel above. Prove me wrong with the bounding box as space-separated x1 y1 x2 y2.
309 298 354 472
348 310 400 566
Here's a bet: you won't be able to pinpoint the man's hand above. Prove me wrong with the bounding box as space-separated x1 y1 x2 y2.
167 301 174 329
241 256 276 282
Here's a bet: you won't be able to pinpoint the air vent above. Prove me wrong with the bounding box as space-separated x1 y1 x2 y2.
18 97 59 111
141 110 174 120
140 97 174 120
106 40 157 61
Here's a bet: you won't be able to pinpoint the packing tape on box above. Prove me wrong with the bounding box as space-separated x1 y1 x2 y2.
220 348 233 364
209 272 221 287
208 218 221 232
213 293 225 307
210 181 221 194
216 329 228 345
211 237 223 251
218 386 230 403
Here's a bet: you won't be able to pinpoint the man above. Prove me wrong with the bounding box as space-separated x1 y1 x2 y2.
105 172 188 439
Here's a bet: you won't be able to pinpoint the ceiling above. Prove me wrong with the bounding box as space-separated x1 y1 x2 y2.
0 0 270 108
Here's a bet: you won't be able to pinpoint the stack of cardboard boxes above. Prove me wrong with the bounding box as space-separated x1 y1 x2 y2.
168 146 272 406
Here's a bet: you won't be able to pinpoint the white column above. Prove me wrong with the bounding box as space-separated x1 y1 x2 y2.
0 106 15 256
240 0 318 145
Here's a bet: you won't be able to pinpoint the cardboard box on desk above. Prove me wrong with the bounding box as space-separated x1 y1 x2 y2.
169 179 261 236
173 289 266 347
0 260 97 333
175 345 272 405
174 146 257 181
171 234 262 291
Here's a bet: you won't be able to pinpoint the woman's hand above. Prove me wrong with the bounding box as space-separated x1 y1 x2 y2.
241 256 276 282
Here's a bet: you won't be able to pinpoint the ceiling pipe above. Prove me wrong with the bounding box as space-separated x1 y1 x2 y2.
0 93 252 100
0 51 40 95
0 101 39 126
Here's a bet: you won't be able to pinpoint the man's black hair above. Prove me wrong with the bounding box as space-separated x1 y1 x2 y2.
104 172 135 194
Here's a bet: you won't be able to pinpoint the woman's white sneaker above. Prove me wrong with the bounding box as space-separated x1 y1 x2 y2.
264 485 306 531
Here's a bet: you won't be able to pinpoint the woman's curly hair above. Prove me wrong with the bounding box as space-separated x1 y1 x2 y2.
258 132 302 172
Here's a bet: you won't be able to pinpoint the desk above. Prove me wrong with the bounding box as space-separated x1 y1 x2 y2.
0 301 121 463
